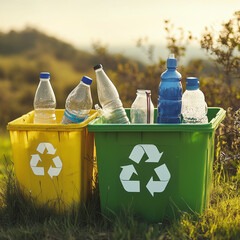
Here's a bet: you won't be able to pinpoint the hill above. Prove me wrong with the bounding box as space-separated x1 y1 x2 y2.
0 28 142 128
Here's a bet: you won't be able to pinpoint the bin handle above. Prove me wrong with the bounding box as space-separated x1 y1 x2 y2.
210 108 226 128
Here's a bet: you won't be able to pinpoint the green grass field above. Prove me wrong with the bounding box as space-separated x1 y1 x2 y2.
0 135 239 240
0 134 12 158
0 134 12 178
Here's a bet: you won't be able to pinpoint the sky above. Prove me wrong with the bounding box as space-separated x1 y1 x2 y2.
0 0 239 60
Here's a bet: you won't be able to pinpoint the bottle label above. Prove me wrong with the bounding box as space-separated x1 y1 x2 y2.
64 109 88 123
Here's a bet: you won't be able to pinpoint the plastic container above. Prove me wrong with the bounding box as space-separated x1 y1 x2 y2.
94 64 130 124
130 90 154 124
62 76 93 124
88 107 225 222
157 54 182 123
7 109 98 210
182 77 208 124
34 72 57 124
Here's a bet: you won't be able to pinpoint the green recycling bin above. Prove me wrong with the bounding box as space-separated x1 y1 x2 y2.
88 107 225 222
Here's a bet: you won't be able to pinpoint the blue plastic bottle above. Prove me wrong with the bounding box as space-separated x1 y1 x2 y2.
157 54 182 123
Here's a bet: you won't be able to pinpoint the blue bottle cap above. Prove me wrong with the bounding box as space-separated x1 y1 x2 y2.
81 76 93 85
167 54 177 68
186 77 199 90
40 72 50 79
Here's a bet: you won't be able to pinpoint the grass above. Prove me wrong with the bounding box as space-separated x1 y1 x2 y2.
0 134 12 180
0 134 12 160
0 135 239 240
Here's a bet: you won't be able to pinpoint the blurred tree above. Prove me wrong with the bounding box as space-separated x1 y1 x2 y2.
134 20 194 107
164 20 193 62
0 65 6 79
91 41 138 71
215 107 240 175
201 11 240 88
136 20 194 63
136 37 155 63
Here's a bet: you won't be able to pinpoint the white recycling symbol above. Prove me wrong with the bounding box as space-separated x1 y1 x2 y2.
30 143 62 178
120 144 171 196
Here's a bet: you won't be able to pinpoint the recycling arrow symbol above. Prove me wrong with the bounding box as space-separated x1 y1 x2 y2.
30 142 62 178
120 144 171 196
120 164 140 192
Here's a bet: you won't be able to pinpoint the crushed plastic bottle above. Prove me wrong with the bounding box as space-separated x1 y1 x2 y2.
182 77 208 124
61 76 93 124
157 54 182 123
93 64 130 124
130 90 154 124
95 104 103 117
34 72 57 124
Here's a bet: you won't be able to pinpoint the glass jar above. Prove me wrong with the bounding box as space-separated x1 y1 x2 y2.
130 90 154 124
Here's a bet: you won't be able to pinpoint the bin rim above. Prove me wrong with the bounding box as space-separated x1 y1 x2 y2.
7 109 98 131
88 107 226 133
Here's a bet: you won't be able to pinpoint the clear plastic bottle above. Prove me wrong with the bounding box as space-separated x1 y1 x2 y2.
61 76 93 124
34 72 56 124
93 64 130 124
157 54 182 123
182 77 208 124
130 90 154 124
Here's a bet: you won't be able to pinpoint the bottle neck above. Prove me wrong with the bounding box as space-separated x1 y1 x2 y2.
95 68 108 80
137 90 151 94
137 93 151 98
95 68 103 73
186 87 199 91
167 67 176 71
80 81 91 88
40 78 50 81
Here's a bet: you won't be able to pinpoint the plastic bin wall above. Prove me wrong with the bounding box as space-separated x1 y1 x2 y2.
88 107 225 222
7 110 98 210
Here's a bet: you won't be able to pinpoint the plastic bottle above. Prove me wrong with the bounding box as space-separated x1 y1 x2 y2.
182 77 208 124
130 90 154 124
61 76 93 124
93 64 130 124
157 54 182 123
34 72 57 124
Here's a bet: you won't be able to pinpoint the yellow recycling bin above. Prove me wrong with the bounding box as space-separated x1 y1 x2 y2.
7 109 98 210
